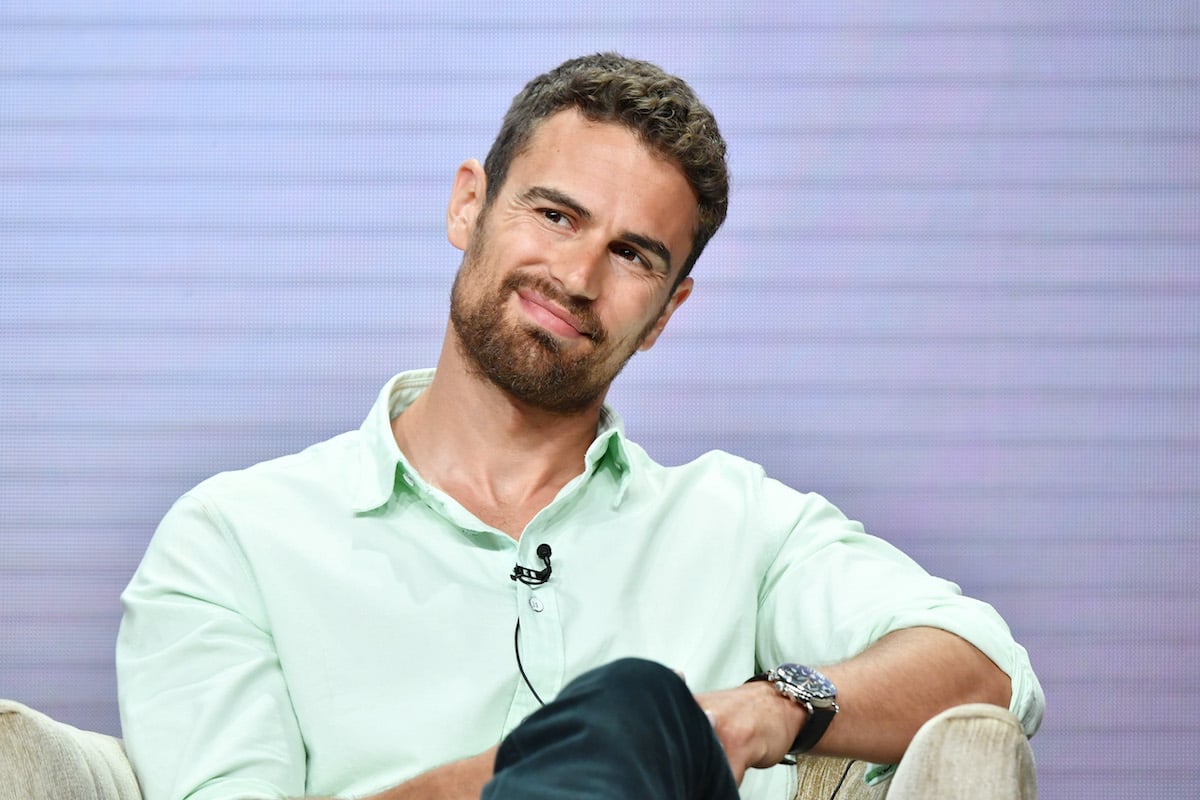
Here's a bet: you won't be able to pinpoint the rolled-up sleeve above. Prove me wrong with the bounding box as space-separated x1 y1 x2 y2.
753 477 1045 736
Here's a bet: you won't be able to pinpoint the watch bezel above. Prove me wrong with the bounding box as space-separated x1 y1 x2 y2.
769 663 839 711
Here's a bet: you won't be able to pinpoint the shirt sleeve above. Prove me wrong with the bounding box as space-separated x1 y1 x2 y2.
753 476 1045 737
117 491 307 800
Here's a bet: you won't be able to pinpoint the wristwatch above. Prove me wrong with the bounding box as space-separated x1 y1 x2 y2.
748 663 839 754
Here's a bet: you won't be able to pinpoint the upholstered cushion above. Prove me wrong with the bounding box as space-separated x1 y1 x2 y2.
793 703 1037 800
0 697 1030 800
0 699 141 800
886 703 1036 800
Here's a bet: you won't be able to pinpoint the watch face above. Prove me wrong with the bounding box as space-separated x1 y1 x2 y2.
774 663 838 708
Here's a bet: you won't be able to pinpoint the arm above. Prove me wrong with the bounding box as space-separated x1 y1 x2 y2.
816 626 1010 761
117 495 309 800
306 748 496 800
751 480 1044 740
698 626 1012 782
122 493 501 800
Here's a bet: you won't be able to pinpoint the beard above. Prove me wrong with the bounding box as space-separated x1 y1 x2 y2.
449 222 659 415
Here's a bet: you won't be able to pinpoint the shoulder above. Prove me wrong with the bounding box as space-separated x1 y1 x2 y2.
623 440 857 535
622 443 817 519
185 428 362 514
626 442 799 504
625 441 764 481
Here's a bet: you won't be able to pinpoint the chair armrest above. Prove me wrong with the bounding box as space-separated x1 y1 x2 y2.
0 699 142 800
792 755 889 799
886 703 1037 800
791 703 1036 799
0 698 1032 800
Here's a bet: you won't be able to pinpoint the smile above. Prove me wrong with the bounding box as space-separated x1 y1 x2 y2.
515 288 594 340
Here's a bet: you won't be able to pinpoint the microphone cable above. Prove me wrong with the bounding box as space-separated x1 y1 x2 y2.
511 543 552 706
513 619 546 706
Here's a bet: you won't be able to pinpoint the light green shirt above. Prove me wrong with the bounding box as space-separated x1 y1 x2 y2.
117 369 1044 800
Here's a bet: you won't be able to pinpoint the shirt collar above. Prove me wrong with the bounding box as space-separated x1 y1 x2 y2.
351 369 634 513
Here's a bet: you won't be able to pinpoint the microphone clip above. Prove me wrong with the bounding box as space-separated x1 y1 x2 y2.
510 543 553 586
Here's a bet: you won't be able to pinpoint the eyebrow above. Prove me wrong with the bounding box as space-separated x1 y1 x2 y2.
519 185 674 273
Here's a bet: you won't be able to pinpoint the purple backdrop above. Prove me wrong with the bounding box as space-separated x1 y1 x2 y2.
2 4 1197 797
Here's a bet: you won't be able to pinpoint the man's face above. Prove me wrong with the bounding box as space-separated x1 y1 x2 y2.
447 109 699 414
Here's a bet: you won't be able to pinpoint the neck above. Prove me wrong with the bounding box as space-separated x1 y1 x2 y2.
391 328 607 537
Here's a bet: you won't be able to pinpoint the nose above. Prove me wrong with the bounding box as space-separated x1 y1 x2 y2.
549 236 606 301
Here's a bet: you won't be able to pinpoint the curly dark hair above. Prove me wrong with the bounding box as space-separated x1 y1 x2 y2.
483 53 729 281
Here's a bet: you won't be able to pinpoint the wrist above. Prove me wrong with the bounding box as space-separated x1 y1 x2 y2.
734 677 806 767
753 679 809 743
747 664 839 754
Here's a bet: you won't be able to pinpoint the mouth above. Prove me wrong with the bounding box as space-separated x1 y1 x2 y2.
515 286 596 341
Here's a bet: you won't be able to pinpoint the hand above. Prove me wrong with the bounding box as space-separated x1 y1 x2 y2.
694 681 807 784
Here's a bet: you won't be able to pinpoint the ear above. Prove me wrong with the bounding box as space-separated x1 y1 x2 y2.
638 277 694 352
446 159 487 251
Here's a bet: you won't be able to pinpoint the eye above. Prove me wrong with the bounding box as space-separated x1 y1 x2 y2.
611 244 649 268
541 209 571 227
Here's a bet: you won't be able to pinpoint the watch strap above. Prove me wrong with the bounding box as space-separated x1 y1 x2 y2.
789 702 836 754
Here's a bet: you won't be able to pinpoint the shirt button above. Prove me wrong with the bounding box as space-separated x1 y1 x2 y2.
529 597 545 612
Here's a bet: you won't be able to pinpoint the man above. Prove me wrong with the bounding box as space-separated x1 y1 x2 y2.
117 53 1044 800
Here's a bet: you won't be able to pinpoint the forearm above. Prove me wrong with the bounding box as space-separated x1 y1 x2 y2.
814 626 1012 763
699 625 1013 779
303 747 497 800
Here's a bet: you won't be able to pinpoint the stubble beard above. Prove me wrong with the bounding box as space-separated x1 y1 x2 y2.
448 223 657 415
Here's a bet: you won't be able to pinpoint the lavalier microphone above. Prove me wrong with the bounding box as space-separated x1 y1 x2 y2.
510 543 552 586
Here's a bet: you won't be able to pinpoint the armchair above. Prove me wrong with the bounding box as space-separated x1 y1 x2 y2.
0 698 1034 799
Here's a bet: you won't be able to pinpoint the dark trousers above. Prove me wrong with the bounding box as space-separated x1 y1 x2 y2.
482 658 740 800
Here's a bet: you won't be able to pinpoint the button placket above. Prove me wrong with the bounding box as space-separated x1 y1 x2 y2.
503 583 564 732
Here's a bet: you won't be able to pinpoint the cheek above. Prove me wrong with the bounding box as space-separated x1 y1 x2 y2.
604 288 672 342
506 216 559 248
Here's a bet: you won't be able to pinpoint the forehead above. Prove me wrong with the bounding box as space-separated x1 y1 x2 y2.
512 109 693 191
504 110 700 260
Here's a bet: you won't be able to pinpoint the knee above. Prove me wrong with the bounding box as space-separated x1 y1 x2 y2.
568 658 698 734
590 657 681 691
582 659 690 711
